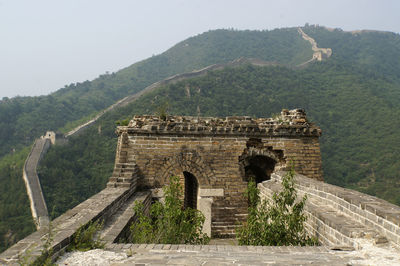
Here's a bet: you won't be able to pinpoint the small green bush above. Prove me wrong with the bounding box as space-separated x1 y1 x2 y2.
130 176 209 244
116 118 130 126
18 221 55 266
156 101 169 121
68 220 104 251
237 168 317 246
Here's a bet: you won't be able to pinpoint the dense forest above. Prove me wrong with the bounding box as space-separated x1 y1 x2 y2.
1 25 400 252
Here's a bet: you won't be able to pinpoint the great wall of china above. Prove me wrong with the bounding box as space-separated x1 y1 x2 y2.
7 30 400 264
297 28 332 66
22 56 282 230
22 137 51 229
2 110 400 265
21 28 331 229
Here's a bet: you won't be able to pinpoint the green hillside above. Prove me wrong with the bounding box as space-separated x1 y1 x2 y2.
0 27 313 252
2 25 400 253
37 63 400 218
0 28 312 158
302 25 400 79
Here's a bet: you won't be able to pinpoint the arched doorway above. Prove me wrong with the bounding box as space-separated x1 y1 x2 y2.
183 171 198 209
244 155 276 184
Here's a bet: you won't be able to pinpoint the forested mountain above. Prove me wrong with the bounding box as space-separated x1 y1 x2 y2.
0 28 312 158
1 25 400 253
0 27 313 252
37 62 400 218
302 26 400 80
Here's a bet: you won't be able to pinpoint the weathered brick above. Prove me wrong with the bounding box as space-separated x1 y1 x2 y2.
109 111 323 236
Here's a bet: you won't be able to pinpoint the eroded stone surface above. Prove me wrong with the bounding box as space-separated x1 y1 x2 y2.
56 243 400 266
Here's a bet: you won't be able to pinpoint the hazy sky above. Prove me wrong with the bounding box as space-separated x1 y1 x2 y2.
1 0 399 98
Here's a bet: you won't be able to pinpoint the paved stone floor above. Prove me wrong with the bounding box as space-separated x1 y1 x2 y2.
56 238 400 266
57 244 360 265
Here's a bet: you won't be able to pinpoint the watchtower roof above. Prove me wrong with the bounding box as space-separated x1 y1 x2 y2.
118 109 321 137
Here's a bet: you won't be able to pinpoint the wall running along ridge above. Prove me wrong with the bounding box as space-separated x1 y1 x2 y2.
22 137 51 229
297 27 332 67
21 56 310 228
21 32 329 228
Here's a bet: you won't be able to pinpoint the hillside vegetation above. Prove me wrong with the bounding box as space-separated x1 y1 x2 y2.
0 27 313 252
0 28 312 158
302 26 400 81
38 62 400 214
1 25 400 253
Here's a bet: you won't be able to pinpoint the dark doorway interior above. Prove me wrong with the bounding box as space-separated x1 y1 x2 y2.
183 171 198 209
244 155 276 184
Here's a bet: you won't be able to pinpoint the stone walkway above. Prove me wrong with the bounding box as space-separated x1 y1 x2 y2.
57 244 356 265
57 241 400 265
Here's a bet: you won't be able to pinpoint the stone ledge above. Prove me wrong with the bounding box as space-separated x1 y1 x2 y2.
0 187 132 264
199 188 224 197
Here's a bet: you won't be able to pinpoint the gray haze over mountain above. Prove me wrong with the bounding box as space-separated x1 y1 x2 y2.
1 0 399 98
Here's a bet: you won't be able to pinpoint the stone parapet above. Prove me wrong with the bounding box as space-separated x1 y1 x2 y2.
260 171 400 249
100 191 152 243
0 186 133 265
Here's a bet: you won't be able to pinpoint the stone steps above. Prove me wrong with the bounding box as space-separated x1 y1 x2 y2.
99 191 152 243
108 163 138 188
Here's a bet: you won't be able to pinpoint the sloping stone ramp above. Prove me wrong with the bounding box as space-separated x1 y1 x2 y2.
99 191 151 243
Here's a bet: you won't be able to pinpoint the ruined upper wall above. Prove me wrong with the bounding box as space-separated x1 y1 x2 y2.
119 109 321 138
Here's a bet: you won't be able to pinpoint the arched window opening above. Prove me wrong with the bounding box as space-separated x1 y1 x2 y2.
244 155 276 184
183 171 198 209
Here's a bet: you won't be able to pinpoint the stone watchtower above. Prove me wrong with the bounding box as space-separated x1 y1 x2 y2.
107 109 322 237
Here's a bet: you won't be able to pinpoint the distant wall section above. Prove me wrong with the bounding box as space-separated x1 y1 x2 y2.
23 138 51 229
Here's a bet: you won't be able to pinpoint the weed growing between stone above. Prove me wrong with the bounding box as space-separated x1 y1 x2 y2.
67 220 105 252
17 220 55 266
130 175 209 244
237 168 318 246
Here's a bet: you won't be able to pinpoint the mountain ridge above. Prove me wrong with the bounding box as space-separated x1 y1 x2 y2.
1 25 400 253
